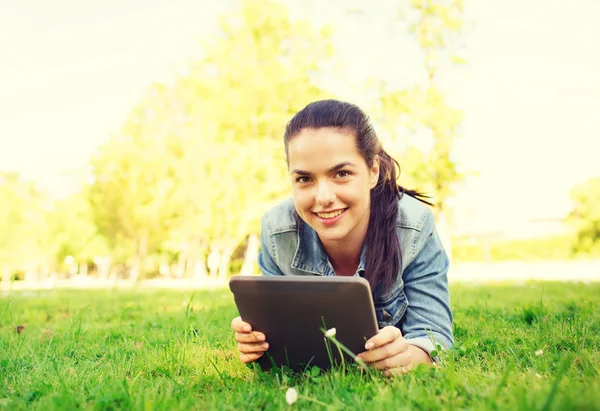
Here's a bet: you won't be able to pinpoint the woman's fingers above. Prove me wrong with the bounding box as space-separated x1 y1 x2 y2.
384 363 413 377
235 331 266 343
240 351 265 363
355 325 412 375
364 326 402 350
358 332 408 364
237 341 269 354
370 350 412 371
231 316 252 333
232 316 268 364
232 316 266 343
366 337 409 364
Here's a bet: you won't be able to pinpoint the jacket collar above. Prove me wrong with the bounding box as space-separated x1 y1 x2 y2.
291 217 366 277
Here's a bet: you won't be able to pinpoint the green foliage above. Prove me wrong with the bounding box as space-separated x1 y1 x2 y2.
0 174 109 279
0 173 49 278
88 90 184 278
379 86 464 208
1 0 471 278
45 193 109 266
378 0 465 214
409 0 464 78
177 0 332 238
1 283 599 409
85 0 332 279
452 234 589 262
568 177 600 254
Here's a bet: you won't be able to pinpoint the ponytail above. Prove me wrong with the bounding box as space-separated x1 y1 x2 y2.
364 150 431 297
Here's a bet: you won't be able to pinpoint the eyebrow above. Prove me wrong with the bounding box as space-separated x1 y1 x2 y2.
291 161 356 175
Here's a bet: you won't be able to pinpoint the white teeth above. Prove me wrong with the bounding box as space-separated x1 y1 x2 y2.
317 209 345 219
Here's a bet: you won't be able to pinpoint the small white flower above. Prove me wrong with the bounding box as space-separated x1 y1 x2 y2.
535 349 544 356
535 373 543 379
324 328 336 338
286 387 298 405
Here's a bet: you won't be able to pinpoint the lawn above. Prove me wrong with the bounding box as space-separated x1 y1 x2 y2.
1 282 599 410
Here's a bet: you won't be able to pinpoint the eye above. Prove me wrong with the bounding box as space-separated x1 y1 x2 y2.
335 170 351 178
296 176 311 184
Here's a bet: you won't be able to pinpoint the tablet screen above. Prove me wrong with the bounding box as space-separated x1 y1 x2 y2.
230 276 379 370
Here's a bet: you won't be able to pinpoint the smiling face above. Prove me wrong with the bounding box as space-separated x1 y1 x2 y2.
287 127 379 247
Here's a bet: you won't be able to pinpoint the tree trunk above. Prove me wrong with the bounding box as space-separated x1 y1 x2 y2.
42 261 55 287
131 235 148 282
130 259 140 282
68 262 78 278
218 246 234 280
208 246 220 278
240 233 260 276
188 237 207 280
98 257 111 280
175 244 187 278
192 259 207 280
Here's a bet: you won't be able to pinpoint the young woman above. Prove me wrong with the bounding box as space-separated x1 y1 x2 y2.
231 100 453 377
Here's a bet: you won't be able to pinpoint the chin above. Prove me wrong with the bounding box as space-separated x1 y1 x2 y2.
314 227 348 242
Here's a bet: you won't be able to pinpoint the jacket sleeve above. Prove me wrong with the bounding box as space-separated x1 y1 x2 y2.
257 213 285 276
400 210 454 356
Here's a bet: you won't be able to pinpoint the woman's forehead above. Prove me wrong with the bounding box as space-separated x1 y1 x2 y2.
287 129 364 171
288 128 361 158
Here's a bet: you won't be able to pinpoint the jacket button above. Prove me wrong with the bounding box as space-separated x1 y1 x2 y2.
382 310 392 322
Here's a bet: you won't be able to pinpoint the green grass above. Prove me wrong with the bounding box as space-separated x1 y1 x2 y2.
1 282 599 410
452 234 600 262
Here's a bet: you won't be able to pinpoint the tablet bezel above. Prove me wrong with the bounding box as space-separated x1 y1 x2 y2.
229 275 379 371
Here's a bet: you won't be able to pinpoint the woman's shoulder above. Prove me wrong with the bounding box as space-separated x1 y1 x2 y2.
261 197 299 234
397 193 435 233
396 194 439 272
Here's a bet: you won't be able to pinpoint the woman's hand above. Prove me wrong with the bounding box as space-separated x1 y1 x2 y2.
355 326 431 377
231 316 269 363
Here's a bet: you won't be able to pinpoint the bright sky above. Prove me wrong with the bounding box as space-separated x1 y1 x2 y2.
1 0 598 235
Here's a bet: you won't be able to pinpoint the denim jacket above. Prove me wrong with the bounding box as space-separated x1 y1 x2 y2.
257 193 454 356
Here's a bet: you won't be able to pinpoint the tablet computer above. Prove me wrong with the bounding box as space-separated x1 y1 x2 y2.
229 275 379 371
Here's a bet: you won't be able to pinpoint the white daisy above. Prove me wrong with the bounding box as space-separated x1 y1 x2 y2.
286 387 298 405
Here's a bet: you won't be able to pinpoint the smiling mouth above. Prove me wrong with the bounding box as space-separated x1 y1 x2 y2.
314 208 347 219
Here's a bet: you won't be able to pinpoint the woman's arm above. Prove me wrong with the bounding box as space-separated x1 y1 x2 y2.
233 214 282 364
358 208 454 373
408 344 432 365
400 210 454 357
257 214 285 276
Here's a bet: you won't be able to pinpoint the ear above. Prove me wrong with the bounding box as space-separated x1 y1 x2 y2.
369 155 380 189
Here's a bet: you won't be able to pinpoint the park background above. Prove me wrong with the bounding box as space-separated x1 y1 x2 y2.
1 0 599 286
1 1 600 410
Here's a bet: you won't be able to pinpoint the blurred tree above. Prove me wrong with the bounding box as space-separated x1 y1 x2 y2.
378 0 465 215
88 85 183 281
0 173 48 283
374 0 465 259
45 192 110 277
87 0 333 279
569 177 600 255
168 0 333 278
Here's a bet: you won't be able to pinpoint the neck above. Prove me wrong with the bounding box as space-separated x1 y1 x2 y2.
325 246 361 276
321 216 369 276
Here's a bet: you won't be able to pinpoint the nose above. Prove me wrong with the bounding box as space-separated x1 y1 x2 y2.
315 180 336 207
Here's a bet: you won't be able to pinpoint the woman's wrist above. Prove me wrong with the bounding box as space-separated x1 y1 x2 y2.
408 344 433 365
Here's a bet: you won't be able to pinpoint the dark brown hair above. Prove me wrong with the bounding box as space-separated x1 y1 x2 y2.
283 99 431 296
